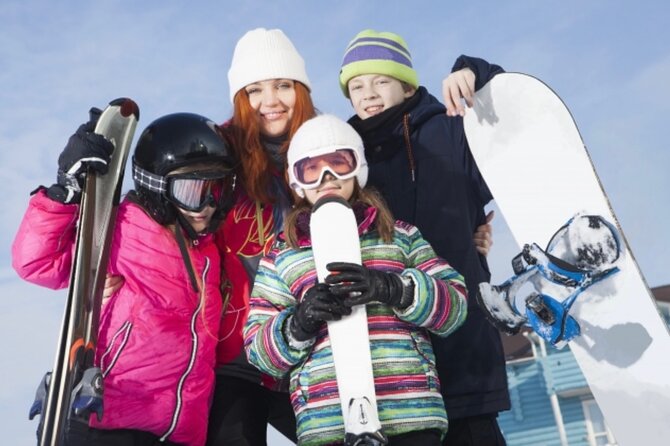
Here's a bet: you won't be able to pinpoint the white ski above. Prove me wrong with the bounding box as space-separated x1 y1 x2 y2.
310 196 385 445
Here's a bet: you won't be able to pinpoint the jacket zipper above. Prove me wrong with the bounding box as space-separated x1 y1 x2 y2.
160 256 210 441
99 321 132 377
402 113 416 182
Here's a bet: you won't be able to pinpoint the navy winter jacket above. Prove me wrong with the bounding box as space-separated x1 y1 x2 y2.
348 55 511 419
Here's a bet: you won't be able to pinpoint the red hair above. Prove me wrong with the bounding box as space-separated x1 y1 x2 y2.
228 81 316 204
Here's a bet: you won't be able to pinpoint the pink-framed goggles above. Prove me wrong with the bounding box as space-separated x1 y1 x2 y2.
292 148 360 190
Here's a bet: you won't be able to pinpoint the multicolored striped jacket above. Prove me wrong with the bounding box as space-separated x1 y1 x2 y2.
243 204 468 445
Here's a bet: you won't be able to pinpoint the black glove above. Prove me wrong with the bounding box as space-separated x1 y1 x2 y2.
47 107 114 204
325 262 414 309
289 283 352 342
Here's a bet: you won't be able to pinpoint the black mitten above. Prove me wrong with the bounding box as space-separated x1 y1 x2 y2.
326 262 414 309
47 107 114 204
289 283 351 342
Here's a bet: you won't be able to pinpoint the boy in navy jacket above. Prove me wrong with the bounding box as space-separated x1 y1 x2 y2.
339 29 509 445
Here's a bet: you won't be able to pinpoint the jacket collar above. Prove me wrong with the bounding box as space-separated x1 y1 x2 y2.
348 87 446 144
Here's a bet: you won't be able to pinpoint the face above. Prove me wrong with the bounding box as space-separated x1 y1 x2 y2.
303 174 356 205
177 205 216 234
347 74 415 120
244 79 297 137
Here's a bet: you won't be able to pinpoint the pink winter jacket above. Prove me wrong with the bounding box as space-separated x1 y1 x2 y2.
12 189 232 446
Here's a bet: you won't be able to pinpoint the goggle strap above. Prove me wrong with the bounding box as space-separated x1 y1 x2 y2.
133 164 167 194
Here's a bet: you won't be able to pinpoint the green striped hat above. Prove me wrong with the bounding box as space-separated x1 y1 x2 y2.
339 29 418 98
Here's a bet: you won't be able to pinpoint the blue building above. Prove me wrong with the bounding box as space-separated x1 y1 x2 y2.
497 285 670 446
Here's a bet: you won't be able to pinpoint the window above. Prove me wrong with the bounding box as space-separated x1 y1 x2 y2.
656 301 670 326
583 399 617 445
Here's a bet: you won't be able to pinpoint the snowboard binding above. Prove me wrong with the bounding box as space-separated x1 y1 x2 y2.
477 214 622 347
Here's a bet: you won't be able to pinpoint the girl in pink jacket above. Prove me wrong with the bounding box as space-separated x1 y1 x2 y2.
12 112 241 446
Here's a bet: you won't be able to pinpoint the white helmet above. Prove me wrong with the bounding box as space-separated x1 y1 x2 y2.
287 114 368 198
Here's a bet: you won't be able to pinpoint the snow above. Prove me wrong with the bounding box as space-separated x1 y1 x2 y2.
477 282 526 331
547 213 621 271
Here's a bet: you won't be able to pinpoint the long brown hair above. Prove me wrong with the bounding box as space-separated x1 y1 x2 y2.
284 183 395 249
228 81 316 204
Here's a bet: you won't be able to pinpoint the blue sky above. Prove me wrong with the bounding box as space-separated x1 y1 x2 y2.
1 1 669 444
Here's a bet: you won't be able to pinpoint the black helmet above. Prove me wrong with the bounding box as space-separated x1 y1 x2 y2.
133 112 235 176
130 113 237 231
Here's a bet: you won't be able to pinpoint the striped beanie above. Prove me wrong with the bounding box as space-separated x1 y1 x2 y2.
339 29 418 98
228 28 311 103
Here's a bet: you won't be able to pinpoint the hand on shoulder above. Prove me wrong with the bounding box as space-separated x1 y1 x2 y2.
442 67 476 117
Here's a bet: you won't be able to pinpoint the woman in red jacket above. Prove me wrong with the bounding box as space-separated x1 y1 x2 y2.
207 27 316 446
209 28 496 446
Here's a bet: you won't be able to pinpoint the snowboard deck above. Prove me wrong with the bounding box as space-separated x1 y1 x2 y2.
38 99 139 446
463 73 670 445
464 73 670 445
310 197 384 444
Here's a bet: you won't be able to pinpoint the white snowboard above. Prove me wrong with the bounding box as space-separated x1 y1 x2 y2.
310 197 384 443
464 73 670 445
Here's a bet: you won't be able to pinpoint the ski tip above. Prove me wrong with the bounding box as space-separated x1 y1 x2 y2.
109 98 140 120
311 195 351 213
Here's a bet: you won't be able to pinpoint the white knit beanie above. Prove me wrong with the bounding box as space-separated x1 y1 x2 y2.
227 28 312 103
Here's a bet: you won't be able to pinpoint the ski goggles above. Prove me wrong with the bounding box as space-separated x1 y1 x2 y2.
165 172 234 212
292 149 359 190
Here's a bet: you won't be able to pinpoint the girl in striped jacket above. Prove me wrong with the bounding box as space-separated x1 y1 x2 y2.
243 114 468 445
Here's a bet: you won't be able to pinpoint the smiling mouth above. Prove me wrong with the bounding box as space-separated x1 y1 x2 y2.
262 111 285 120
317 182 341 193
365 105 384 115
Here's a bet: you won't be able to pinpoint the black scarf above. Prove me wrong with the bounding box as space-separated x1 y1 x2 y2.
261 134 292 233
348 88 422 137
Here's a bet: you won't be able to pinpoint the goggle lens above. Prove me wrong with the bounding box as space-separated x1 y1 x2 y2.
294 149 358 188
168 177 228 212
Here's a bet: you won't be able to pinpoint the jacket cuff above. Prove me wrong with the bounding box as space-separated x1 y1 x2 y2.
451 54 505 91
284 315 316 350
